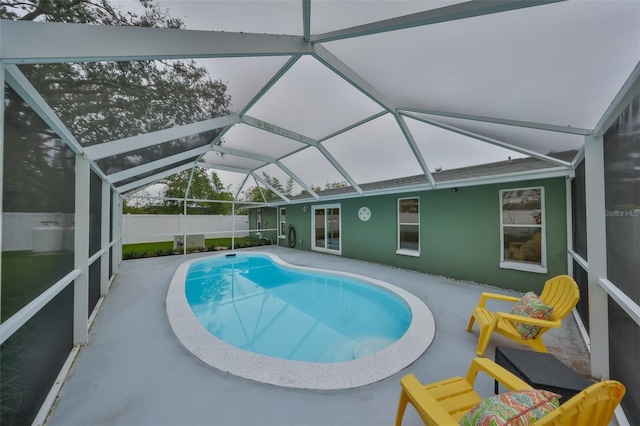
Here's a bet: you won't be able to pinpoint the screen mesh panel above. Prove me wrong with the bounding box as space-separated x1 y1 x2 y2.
2 85 75 322
0 285 74 426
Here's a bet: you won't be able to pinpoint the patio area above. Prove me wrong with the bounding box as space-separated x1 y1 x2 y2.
45 246 590 426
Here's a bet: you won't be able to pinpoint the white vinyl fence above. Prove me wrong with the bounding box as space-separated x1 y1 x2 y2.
3 212 75 252
122 214 249 244
2 212 250 251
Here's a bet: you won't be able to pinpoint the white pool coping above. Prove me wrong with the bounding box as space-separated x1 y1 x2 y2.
166 252 435 390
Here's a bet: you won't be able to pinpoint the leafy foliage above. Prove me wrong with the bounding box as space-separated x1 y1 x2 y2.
161 168 233 214
2 0 231 188
244 172 294 202
3 87 76 212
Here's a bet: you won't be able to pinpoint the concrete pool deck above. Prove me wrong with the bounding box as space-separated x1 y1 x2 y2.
46 246 591 426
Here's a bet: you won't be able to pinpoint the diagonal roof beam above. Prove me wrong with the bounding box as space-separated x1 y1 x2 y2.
206 145 323 201
276 161 320 200
398 106 593 136
317 111 388 143
403 112 572 167
209 144 275 164
395 115 436 188
116 162 195 193
106 145 211 184
84 114 240 160
316 145 363 196
313 45 396 112
0 20 313 64
209 137 319 200
251 172 291 203
4 64 83 154
5 66 118 188
241 115 318 146
240 56 301 116
311 0 565 43
312 48 436 192
198 162 251 175
593 61 640 137
234 174 252 201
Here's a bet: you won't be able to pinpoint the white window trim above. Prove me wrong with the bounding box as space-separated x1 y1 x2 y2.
396 197 420 257
256 209 262 237
311 204 342 255
278 207 286 239
499 186 547 273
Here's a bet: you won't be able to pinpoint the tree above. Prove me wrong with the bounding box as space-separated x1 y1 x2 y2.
298 180 349 197
243 172 294 203
161 168 233 214
2 0 231 177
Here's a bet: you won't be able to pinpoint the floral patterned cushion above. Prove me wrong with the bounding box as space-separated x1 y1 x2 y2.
510 291 554 339
459 389 561 426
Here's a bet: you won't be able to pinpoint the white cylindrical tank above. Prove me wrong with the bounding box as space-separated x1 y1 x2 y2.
32 221 64 253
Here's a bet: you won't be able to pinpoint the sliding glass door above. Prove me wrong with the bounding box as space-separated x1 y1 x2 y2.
312 204 341 254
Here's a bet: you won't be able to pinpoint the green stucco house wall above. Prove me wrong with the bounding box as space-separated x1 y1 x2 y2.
249 176 567 293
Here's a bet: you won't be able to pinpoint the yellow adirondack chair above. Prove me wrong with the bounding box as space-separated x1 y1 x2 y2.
466 275 580 356
395 358 625 426
394 358 531 425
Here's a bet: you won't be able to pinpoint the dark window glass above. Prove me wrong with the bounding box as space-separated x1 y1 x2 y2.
280 208 287 236
89 170 102 256
608 299 640 425
503 227 542 263
314 209 324 248
89 260 101 316
399 225 419 250
604 92 640 305
572 262 589 334
501 188 543 265
398 198 419 251
0 285 74 426
572 160 587 260
2 85 75 322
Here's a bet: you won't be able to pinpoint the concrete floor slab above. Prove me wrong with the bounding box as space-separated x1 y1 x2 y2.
46 246 590 426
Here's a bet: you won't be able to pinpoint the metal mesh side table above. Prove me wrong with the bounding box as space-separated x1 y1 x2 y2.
494 347 592 402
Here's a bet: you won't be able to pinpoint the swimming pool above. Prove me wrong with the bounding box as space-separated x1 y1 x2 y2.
166 251 435 389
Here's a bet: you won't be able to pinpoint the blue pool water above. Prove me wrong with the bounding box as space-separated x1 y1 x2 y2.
185 253 412 363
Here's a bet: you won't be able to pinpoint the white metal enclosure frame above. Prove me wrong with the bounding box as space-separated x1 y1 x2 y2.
0 1 639 424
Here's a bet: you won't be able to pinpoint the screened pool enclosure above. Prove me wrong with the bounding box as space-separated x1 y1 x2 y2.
1 1 639 425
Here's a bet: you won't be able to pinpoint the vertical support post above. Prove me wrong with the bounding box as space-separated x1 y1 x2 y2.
0 65 5 318
183 167 196 256
100 179 110 295
231 201 235 250
584 134 609 379
74 154 90 344
183 199 187 255
112 190 120 275
565 176 574 275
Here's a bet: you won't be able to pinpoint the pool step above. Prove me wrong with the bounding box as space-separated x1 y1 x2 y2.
353 336 394 359
317 336 395 362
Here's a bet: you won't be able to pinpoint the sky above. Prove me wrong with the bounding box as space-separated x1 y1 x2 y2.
109 1 639 199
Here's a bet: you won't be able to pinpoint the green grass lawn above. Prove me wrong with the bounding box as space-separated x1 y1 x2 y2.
1 237 269 321
1 251 74 322
122 237 264 258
